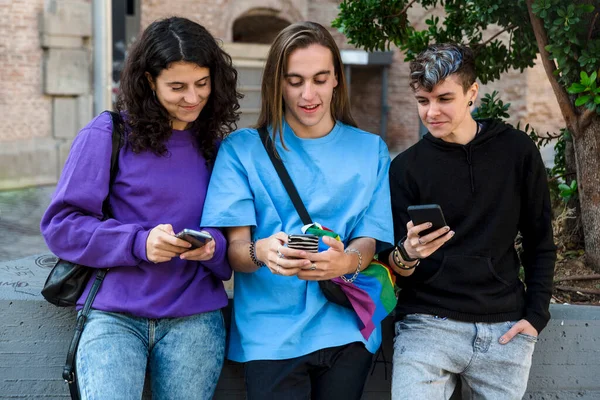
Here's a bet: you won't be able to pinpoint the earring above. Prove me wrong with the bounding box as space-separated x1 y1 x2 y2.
468 100 473 106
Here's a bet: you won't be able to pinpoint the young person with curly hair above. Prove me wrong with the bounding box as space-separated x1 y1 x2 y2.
41 17 241 399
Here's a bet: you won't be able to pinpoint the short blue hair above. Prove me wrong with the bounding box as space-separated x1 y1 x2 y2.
409 43 476 92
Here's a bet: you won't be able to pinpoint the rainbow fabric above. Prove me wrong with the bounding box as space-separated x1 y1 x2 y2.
304 224 398 339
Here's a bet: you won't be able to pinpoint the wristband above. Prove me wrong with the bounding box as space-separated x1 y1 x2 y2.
392 247 420 270
396 235 419 262
249 241 264 267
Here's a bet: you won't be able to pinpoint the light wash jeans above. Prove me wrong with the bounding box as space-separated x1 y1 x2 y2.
392 314 536 400
75 309 225 400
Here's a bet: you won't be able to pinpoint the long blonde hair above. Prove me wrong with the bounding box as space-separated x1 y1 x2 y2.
256 21 357 151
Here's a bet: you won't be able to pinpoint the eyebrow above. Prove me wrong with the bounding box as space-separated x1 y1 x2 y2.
415 91 456 99
284 70 331 79
166 75 210 85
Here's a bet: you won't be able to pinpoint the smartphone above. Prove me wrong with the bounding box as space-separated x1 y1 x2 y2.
287 234 319 253
175 229 213 249
407 204 448 237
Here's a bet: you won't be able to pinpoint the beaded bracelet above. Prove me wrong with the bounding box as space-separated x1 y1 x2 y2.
249 241 264 267
341 247 362 283
392 247 420 270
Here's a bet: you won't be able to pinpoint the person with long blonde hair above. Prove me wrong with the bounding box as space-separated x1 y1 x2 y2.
201 21 393 399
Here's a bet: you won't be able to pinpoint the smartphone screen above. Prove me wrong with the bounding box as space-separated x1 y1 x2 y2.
407 204 447 237
287 234 319 253
175 229 213 249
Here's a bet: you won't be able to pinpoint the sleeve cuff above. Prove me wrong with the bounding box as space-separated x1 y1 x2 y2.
524 310 550 334
133 229 151 263
199 227 232 279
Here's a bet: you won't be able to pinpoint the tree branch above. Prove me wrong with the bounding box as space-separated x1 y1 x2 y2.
526 0 579 136
555 274 600 282
555 285 600 295
581 108 596 130
548 172 576 183
587 12 598 42
477 25 517 47
384 0 418 20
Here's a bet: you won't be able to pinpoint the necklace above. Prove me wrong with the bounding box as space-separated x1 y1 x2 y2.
475 122 482 136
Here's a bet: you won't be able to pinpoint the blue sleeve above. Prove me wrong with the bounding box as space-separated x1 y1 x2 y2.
201 135 257 228
348 138 394 252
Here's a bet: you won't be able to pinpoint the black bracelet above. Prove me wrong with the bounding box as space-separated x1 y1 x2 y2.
249 241 264 267
392 247 420 270
396 235 419 262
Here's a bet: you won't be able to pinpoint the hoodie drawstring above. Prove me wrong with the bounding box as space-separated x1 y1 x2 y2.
462 146 475 193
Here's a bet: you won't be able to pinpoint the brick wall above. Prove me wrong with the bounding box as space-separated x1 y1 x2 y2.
0 0 566 189
0 0 51 142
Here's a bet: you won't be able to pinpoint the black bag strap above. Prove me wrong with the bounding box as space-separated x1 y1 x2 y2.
101 111 124 220
63 111 123 399
258 127 312 226
63 269 107 389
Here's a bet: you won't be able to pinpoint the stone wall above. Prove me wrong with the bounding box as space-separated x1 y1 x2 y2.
1 254 599 399
0 0 92 190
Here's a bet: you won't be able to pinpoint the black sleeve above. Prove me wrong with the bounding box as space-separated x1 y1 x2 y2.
518 144 557 333
385 154 420 281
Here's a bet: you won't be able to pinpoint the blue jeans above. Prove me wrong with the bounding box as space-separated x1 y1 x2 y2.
75 309 225 400
392 314 536 400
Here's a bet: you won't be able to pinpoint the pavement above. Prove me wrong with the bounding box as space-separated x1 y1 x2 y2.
0 185 55 262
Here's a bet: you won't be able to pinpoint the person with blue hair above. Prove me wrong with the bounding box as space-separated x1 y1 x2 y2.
386 43 556 399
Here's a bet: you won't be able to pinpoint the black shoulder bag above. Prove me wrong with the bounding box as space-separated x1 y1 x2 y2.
258 127 352 309
40 111 124 399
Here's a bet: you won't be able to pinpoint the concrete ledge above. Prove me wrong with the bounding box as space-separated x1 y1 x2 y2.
1 254 599 399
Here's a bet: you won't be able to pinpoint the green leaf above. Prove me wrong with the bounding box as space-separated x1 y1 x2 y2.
575 95 591 106
558 183 571 191
567 83 586 93
580 4 595 13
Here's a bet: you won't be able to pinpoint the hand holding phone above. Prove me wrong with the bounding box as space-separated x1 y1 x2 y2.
407 204 448 237
175 229 213 249
287 234 319 253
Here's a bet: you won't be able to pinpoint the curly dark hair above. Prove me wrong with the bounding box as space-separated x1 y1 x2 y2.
117 17 241 163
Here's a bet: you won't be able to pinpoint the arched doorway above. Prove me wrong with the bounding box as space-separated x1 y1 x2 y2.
232 8 290 44
229 9 292 128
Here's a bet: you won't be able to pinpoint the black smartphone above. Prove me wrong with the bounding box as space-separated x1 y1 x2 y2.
287 234 319 253
175 229 213 249
407 204 448 237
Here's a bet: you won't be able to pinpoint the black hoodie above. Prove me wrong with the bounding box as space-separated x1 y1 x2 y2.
389 119 556 333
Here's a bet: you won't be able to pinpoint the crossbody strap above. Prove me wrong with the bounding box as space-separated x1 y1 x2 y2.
258 127 312 226
63 111 123 398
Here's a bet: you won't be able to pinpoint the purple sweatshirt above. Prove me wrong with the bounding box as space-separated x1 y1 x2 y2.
41 112 231 318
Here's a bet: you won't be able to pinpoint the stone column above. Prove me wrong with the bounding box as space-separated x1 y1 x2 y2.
41 0 93 179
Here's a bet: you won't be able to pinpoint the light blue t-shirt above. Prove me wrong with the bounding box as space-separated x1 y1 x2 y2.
201 120 393 362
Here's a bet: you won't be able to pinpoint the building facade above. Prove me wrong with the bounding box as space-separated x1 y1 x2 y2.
0 0 563 189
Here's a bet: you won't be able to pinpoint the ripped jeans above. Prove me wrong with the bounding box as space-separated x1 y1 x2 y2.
392 314 536 400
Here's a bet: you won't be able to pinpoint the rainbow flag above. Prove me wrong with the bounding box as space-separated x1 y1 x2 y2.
304 224 398 339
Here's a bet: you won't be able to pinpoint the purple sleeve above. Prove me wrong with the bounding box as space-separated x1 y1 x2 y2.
199 227 232 281
40 114 150 268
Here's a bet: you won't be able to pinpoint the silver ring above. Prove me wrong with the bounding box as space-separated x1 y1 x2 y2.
277 245 285 258
310 264 317 271
273 264 281 274
418 237 425 246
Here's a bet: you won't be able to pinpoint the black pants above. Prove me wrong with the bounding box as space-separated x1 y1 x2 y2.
244 342 373 400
